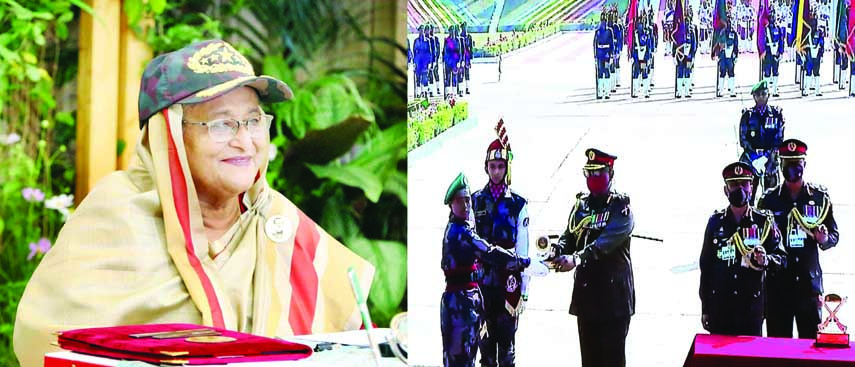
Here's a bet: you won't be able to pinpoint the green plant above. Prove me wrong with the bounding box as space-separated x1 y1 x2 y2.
128 0 408 327
0 1 89 364
407 99 470 151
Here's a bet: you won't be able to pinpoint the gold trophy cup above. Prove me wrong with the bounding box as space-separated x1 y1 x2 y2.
816 294 850 347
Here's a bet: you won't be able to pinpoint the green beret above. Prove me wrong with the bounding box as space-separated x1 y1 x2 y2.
751 79 769 95
444 173 470 205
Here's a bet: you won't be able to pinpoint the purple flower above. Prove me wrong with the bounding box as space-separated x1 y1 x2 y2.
22 187 46 202
27 237 52 260
2 133 21 145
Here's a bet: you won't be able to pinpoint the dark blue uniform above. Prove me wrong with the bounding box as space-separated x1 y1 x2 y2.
557 191 634 367
472 185 528 367
758 182 840 338
804 29 824 95
675 24 698 97
631 25 653 98
429 31 441 95
413 34 432 95
595 22 615 98
699 207 786 336
739 105 785 201
462 30 473 93
717 26 739 96
444 34 461 96
441 216 527 367
763 24 785 77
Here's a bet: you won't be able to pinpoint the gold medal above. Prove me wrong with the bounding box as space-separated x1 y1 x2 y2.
185 335 237 343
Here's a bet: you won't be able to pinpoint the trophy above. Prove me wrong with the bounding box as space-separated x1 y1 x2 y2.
816 294 850 347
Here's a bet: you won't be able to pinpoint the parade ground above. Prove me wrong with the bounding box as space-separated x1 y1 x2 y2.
407 31 855 366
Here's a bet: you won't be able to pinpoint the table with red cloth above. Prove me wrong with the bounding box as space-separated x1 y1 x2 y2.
685 333 855 367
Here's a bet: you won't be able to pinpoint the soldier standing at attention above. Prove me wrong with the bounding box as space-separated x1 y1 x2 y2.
759 139 840 339
699 162 786 336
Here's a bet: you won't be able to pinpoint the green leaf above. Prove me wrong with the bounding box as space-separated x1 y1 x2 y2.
283 116 370 164
0 46 20 63
0 217 5 237
383 171 407 206
320 190 360 241
25 65 41 82
68 0 96 15
124 0 143 27
306 164 382 202
347 238 407 326
262 55 295 85
149 0 167 15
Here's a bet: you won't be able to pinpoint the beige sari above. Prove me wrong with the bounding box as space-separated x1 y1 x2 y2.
13 105 374 367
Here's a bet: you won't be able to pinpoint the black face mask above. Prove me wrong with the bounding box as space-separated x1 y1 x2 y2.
783 165 804 183
728 188 749 207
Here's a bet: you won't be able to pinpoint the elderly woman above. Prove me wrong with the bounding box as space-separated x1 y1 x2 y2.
14 40 374 366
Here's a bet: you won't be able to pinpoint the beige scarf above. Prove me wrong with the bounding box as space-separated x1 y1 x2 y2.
14 105 374 367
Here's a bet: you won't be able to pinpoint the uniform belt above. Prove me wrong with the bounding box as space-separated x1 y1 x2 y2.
492 240 515 250
445 272 482 285
598 45 610 49
444 266 483 285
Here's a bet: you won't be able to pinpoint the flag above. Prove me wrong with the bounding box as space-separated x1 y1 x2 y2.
829 0 840 44
627 0 639 60
849 0 855 57
788 0 811 50
712 0 728 57
673 0 687 47
757 0 770 58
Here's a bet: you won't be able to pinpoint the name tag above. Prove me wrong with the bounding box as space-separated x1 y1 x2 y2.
789 227 806 248
717 243 736 261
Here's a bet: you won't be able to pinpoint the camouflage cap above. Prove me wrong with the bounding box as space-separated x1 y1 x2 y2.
138 39 294 128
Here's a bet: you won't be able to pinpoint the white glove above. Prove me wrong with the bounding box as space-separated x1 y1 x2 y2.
527 260 550 277
752 156 767 173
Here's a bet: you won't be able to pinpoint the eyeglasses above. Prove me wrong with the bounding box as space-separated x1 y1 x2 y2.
183 114 273 143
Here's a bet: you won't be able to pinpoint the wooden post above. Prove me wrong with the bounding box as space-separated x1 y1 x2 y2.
76 0 120 205
118 4 153 169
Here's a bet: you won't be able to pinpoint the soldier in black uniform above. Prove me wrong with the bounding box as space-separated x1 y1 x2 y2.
429 25 442 97
739 80 786 204
473 120 530 367
441 173 530 367
758 139 840 339
699 162 786 336
550 148 634 367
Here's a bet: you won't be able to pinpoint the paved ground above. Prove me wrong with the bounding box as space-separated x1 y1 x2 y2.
407 31 855 366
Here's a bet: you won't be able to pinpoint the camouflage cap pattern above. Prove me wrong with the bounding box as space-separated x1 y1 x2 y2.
138 39 294 128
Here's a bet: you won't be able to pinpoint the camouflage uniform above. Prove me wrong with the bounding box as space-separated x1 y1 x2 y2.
441 173 530 367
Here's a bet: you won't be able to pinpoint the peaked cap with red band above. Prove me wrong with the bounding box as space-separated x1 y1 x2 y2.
722 162 755 181
584 148 617 170
779 138 807 159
